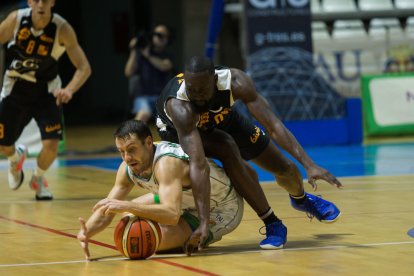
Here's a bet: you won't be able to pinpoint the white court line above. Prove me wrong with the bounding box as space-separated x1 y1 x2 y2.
0 257 126 268
194 240 414 256
1 240 413 268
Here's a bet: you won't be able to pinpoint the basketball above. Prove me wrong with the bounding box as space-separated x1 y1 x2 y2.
114 215 162 260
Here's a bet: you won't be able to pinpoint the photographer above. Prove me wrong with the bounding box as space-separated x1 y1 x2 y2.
124 24 174 123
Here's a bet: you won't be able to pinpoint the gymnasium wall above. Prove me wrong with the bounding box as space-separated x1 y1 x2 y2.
2 0 413 143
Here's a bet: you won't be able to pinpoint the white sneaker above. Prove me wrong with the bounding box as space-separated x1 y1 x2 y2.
29 174 53 200
8 144 28 190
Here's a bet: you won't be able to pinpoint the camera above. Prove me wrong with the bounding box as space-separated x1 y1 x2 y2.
135 33 149 49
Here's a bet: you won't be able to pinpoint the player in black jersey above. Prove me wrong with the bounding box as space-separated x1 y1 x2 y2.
0 0 91 200
156 55 343 253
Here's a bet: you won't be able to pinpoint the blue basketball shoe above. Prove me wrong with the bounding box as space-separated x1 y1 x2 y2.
259 220 287 249
290 193 340 223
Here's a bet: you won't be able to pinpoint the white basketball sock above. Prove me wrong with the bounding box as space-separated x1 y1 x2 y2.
34 166 46 177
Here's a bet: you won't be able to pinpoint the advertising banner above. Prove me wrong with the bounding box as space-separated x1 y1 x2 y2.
243 0 345 121
244 0 312 54
361 73 414 135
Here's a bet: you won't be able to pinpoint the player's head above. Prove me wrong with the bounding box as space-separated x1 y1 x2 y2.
114 120 154 176
28 0 55 17
184 55 217 113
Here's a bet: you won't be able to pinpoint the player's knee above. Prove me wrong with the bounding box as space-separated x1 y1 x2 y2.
215 135 240 161
275 160 300 179
42 140 59 154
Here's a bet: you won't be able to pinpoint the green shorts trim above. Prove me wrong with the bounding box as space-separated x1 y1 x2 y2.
181 211 214 247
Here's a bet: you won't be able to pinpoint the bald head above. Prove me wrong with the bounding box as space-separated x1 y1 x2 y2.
185 55 215 75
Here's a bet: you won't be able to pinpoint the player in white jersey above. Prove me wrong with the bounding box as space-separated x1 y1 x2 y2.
0 0 91 200
77 120 243 260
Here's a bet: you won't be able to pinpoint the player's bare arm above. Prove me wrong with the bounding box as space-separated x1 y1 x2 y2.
54 21 91 105
95 157 186 225
230 68 342 189
166 98 211 252
0 10 17 44
77 162 134 259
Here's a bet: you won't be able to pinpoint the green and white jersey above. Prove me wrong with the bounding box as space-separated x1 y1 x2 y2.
127 141 243 244
126 141 236 211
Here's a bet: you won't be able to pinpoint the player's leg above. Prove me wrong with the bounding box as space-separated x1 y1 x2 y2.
31 94 63 200
251 142 304 196
0 90 30 190
29 138 58 200
251 144 340 223
201 129 269 215
157 217 193 251
200 129 286 249
205 166 244 244
201 129 273 217
228 113 340 224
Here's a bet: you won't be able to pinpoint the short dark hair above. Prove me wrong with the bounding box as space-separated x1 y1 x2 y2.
185 55 214 75
113 120 152 143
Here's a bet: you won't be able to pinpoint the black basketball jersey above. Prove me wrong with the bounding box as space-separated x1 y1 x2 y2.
2 8 66 97
156 66 236 132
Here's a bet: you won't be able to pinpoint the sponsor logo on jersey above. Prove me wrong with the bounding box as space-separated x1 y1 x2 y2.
45 124 62 133
37 44 49 56
198 107 232 129
10 58 40 71
40 34 54 43
17 27 31 41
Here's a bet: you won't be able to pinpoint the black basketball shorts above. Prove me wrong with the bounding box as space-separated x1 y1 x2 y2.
158 111 270 161
0 80 63 146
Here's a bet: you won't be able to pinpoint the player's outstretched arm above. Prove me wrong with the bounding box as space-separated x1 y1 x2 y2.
231 68 343 190
166 98 211 254
77 162 134 260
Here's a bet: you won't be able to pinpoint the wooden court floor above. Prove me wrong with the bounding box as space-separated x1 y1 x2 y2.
0 126 413 275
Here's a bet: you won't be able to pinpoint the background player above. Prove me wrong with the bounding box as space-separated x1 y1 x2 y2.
0 0 91 200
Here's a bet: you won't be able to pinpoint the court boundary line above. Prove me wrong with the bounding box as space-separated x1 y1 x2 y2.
0 215 219 276
1 240 413 268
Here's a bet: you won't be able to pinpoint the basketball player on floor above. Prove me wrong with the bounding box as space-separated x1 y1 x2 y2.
0 0 91 200
77 120 243 260
155 55 342 252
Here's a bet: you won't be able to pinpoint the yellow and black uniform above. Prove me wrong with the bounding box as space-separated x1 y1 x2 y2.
0 8 66 145
156 66 270 160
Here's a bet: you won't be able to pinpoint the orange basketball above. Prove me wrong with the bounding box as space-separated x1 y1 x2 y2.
114 215 162 260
